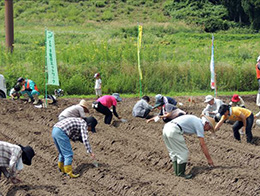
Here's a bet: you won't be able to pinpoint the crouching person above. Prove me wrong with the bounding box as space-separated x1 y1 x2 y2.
52 117 97 178
162 115 215 179
0 141 35 184
132 96 153 118
17 77 40 105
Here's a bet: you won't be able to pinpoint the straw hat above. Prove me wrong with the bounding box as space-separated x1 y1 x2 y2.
79 99 88 109
201 115 216 132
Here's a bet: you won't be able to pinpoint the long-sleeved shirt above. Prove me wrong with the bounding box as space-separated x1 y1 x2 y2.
0 141 22 177
202 98 223 118
54 117 92 153
58 105 86 120
132 99 152 117
229 96 245 107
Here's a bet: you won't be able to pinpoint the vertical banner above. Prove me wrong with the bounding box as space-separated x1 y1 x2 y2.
46 30 59 86
137 25 143 97
210 34 217 96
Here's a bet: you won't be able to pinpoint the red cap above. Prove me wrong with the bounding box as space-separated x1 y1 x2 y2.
231 94 240 102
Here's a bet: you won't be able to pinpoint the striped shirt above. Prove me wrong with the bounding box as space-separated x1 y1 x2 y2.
0 141 22 177
54 117 92 153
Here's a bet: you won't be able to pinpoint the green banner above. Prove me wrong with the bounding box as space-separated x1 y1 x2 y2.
46 30 59 86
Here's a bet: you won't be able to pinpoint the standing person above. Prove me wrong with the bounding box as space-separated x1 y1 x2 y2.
154 94 177 107
94 73 102 98
147 103 186 123
92 93 122 124
215 104 254 144
256 56 260 107
0 141 35 184
9 84 21 100
58 99 89 121
162 115 215 179
229 94 245 108
52 117 98 178
202 95 223 122
132 96 153 118
17 77 40 105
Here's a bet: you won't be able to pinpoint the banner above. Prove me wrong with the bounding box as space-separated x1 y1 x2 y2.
137 25 143 80
46 30 59 86
210 35 215 89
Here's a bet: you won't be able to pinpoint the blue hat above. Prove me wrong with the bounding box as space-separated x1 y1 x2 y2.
112 93 122 102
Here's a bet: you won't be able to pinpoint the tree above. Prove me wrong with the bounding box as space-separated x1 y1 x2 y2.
241 0 260 30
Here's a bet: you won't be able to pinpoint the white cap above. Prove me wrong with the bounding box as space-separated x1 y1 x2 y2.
204 95 214 103
155 94 163 101
257 56 260 62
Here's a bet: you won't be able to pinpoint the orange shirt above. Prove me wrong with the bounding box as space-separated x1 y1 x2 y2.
221 107 251 122
256 63 260 79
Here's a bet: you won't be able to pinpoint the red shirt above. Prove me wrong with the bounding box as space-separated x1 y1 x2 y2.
97 95 117 108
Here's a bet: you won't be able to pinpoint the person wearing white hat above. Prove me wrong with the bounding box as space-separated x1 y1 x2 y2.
0 141 35 184
92 93 122 124
255 56 260 107
162 115 215 179
202 95 223 122
94 73 102 98
58 99 89 121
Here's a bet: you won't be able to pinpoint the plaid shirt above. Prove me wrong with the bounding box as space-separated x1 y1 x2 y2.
54 117 92 153
0 141 22 177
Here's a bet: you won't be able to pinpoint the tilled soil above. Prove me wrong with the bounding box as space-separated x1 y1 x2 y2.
0 95 260 196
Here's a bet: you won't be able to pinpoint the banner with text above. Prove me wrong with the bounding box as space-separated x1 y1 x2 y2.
46 30 59 86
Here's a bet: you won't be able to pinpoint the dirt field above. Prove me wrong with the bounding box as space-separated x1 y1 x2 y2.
0 95 260 196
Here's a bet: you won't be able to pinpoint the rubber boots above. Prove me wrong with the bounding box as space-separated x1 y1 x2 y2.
177 163 192 179
172 161 177 175
64 165 80 178
33 94 39 105
58 162 65 173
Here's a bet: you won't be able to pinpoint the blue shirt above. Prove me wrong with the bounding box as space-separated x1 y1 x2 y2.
172 115 204 138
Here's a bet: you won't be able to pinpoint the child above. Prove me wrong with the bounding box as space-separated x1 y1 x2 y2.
94 73 102 98
229 94 245 108
9 84 21 100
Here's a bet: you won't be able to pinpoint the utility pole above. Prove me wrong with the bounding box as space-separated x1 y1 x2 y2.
5 0 14 52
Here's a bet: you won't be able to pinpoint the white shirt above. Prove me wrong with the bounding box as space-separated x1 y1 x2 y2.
95 79 102 89
202 98 223 118
58 105 86 120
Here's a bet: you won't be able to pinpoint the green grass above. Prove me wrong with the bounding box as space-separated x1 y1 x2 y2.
0 1 260 97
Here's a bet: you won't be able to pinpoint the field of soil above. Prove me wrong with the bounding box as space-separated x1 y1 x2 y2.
0 95 260 196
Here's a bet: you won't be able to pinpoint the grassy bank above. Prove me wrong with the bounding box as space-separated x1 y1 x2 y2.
0 1 259 96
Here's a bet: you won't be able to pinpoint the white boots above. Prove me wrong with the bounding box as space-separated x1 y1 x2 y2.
257 94 260 107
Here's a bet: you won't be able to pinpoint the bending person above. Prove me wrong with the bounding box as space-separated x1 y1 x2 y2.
215 104 254 144
93 93 122 124
162 115 215 179
58 99 89 121
0 141 35 184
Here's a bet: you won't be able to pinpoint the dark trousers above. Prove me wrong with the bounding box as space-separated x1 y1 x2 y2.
95 102 113 124
232 113 254 143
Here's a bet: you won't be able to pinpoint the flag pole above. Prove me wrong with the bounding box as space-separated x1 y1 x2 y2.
44 29 48 108
137 24 143 98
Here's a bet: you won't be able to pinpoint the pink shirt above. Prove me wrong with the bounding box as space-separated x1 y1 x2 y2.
97 95 117 108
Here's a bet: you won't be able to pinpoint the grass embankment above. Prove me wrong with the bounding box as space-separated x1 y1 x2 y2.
0 1 259 96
